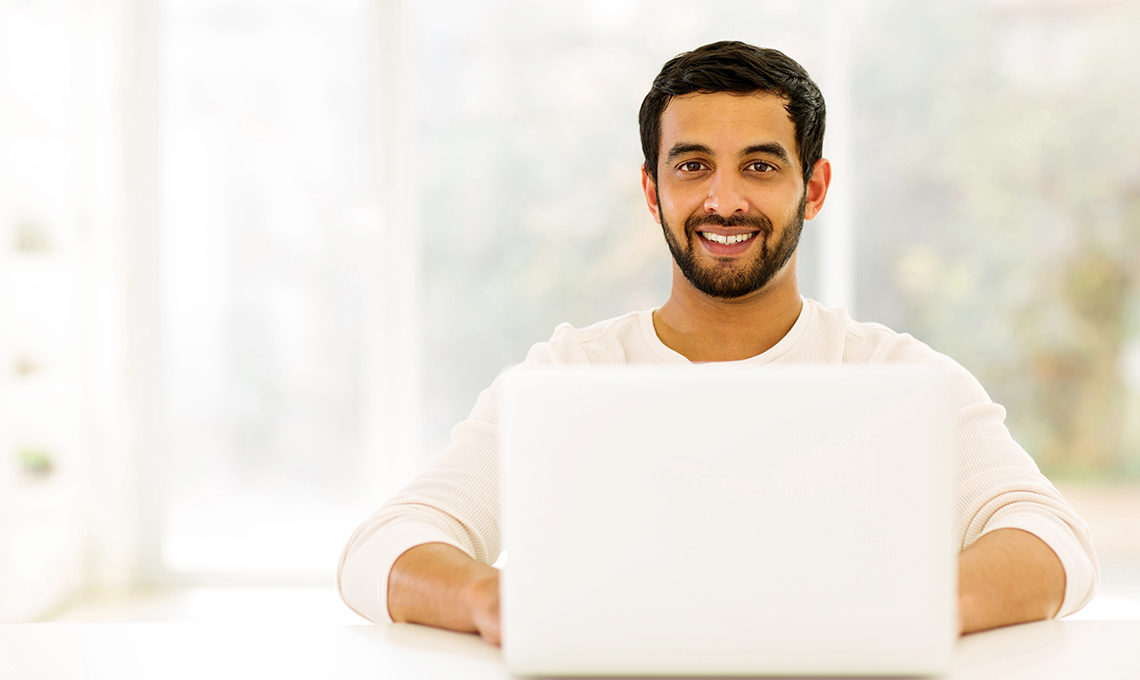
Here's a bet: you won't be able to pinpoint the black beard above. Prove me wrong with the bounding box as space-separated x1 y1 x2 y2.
660 193 806 299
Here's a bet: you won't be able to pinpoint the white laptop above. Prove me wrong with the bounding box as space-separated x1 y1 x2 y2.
499 364 957 677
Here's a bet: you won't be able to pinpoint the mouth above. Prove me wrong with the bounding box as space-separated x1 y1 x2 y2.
696 229 760 256
699 231 757 245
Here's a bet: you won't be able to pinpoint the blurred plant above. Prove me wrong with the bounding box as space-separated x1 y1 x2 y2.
17 447 55 479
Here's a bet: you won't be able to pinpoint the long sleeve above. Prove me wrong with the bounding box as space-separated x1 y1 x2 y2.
336 334 579 622
952 394 1099 617
879 338 1099 617
337 375 506 622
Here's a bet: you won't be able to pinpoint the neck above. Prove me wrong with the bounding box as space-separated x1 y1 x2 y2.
652 258 803 362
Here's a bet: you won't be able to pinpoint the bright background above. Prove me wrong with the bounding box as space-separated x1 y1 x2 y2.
0 0 1137 622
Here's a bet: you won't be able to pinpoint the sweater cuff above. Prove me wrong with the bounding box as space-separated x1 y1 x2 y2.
337 520 471 623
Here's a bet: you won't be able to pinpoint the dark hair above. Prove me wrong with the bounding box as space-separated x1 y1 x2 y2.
639 41 826 184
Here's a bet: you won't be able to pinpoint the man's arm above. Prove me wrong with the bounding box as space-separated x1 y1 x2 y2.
387 529 1064 644
957 528 1066 635
387 542 502 645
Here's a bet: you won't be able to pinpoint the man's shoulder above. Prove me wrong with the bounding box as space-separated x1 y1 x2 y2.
803 299 945 365
549 309 646 344
524 309 653 365
806 300 989 401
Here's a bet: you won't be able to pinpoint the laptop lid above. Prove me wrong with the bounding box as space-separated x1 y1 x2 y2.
499 364 956 676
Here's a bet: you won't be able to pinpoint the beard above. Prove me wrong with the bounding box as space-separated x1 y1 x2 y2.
660 192 806 299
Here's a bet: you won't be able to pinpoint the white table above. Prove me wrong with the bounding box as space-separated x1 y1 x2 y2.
1 619 1137 679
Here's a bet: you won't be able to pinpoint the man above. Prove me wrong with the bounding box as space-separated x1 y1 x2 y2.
338 41 1098 646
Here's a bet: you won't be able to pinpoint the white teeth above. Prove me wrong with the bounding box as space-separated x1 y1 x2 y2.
701 231 755 245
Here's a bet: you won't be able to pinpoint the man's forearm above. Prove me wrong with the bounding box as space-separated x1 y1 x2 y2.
957 528 1066 635
387 542 502 644
388 529 1064 642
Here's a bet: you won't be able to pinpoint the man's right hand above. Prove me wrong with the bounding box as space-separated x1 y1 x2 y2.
466 569 501 645
387 543 503 646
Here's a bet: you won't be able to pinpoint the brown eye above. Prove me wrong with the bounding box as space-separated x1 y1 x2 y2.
748 161 775 173
679 161 705 172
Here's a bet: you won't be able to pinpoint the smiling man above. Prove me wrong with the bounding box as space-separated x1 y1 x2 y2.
338 41 1098 645
645 87 826 362
653 94 811 296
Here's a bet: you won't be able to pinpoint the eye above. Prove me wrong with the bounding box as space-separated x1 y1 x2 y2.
747 160 776 173
678 160 707 173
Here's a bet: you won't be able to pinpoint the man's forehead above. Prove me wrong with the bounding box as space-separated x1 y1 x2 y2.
659 91 797 156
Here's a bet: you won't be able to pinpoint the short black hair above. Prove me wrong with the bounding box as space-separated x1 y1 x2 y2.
639 41 826 184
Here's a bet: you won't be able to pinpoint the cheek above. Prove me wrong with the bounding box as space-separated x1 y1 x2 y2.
658 183 697 219
758 190 802 223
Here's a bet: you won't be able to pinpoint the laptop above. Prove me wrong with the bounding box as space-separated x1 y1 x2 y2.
498 364 957 676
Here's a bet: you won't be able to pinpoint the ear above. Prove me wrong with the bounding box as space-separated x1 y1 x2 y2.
641 165 662 225
803 158 832 221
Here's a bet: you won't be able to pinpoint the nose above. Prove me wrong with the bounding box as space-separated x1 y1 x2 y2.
703 169 750 217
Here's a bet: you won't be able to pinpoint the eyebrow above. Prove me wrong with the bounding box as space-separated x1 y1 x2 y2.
742 142 792 164
665 143 713 162
665 141 792 165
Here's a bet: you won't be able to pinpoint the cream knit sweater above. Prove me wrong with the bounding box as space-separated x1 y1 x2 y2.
338 298 1098 623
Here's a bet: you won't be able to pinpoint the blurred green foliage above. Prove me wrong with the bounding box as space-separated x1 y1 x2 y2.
851 2 1140 479
17 447 54 478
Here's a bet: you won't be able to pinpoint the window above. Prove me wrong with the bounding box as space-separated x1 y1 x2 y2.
156 0 406 577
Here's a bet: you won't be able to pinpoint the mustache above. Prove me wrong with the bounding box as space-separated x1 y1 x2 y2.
684 212 773 238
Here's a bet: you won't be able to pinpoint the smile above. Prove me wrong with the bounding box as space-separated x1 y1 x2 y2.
699 232 756 245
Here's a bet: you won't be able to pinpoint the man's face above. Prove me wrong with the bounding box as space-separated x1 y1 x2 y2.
643 91 814 299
